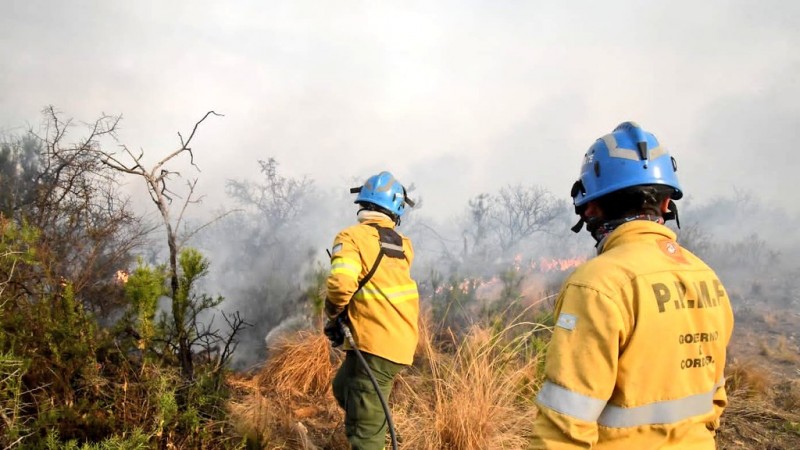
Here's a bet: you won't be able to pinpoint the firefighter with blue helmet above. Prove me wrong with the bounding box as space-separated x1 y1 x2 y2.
531 122 734 449
325 171 419 449
353 171 409 221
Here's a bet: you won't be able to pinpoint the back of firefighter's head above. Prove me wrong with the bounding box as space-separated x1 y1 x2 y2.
351 171 410 224
570 122 683 232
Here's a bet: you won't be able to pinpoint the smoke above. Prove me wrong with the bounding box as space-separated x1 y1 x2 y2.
187 161 591 367
3 1 799 369
678 189 800 312
188 157 799 368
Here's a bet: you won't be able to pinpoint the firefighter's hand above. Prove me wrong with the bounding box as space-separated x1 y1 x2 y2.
324 317 345 348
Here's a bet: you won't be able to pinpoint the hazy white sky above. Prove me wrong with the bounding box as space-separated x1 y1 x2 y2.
2 0 799 218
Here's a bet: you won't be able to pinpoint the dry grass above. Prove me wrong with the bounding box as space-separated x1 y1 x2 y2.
226 306 800 450
717 361 800 449
228 331 348 449
392 314 548 450
775 377 800 412
759 335 800 365
760 311 779 328
226 310 551 449
726 358 773 399
256 330 339 398
717 385 800 449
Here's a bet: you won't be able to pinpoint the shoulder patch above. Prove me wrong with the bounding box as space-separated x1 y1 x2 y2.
556 313 578 331
658 239 688 264
331 243 343 256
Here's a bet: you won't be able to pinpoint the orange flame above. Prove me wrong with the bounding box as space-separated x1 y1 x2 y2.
532 257 586 272
114 270 129 285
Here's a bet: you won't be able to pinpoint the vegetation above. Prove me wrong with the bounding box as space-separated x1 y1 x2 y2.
0 109 245 448
1 108 798 448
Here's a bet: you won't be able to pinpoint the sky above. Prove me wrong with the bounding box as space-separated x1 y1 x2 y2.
2 0 800 220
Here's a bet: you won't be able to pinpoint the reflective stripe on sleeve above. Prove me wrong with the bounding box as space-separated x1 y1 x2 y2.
330 257 360 279
536 381 607 422
598 382 720 428
537 379 726 428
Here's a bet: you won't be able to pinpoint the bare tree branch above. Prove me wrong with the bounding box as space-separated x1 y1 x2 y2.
178 208 243 249
91 110 223 382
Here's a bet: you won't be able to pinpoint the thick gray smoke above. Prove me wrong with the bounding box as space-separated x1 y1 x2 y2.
4 1 799 371
189 157 798 369
678 191 800 312
189 163 579 367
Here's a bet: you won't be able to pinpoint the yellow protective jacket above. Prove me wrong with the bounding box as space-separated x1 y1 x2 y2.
325 214 419 365
531 220 734 450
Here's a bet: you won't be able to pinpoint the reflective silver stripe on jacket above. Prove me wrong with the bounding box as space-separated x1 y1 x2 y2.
380 242 404 252
537 378 726 427
536 381 607 422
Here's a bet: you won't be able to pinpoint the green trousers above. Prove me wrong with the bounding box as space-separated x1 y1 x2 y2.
332 350 404 450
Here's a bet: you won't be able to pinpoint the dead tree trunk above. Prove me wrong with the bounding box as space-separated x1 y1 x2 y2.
97 110 222 381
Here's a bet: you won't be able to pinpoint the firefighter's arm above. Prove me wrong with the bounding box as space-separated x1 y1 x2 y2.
707 377 728 432
708 350 729 432
325 231 360 319
709 280 733 432
530 284 626 449
403 235 415 266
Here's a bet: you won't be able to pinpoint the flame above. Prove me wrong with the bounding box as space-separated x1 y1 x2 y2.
430 255 586 296
512 253 523 271
434 277 487 295
510 254 586 273
114 270 129 285
532 257 586 272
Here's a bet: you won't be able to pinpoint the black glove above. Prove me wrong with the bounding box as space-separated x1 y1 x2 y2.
324 315 346 348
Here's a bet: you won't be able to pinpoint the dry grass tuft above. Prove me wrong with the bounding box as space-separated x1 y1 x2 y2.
256 330 338 398
758 335 800 365
760 311 779 328
392 315 548 450
717 384 800 449
726 358 773 399
775 378 800 412
228 331 348 449
717 360 800 449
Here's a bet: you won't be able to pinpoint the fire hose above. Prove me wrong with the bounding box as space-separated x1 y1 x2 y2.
340 321 399 450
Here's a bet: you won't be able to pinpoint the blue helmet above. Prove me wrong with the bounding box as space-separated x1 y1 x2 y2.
572 122 683 208
351 171 413 217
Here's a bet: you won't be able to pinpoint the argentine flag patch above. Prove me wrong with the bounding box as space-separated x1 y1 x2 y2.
556 313 578 331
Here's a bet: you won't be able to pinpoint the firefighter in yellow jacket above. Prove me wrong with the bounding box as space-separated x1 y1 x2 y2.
324 171 419 450
531 122 734 449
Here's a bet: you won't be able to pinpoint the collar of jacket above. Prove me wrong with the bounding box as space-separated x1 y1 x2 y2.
357 210 396 228
597 220 676 255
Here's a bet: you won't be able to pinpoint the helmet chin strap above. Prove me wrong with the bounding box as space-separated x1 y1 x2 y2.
570 215 604 237
663 200 680 229
571 218 585 233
